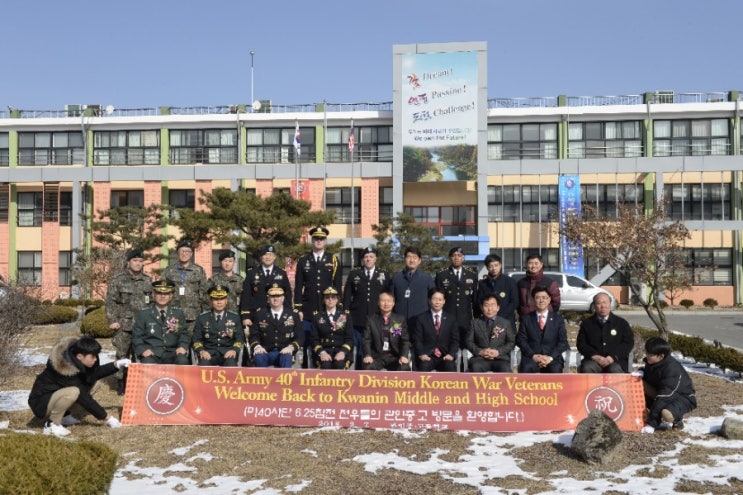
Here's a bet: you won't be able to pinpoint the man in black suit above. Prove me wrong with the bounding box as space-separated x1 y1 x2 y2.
343 246 391 369
362 291 411 371
412 288 459 372
577 292 634 373
466 294 516 373
516 285 569 373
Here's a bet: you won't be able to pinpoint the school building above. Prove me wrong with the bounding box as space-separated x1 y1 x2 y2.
1 88 742 305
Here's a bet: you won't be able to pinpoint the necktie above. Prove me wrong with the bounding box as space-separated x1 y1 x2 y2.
265 269 271 277
434 314 440 332
487 318 494 331
273 312 279 320
538 313 545 330
383 316 389 326
367 270 372 280
316 256 321 263
456 270 460 280
160 310 167 323
216 314 221 323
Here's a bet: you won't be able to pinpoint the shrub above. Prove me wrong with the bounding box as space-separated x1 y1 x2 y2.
703 298 718 309
679 299 694 309
0 430 117 495
54 298 83 307
657 300 668 309
0 286 38 385
80 306 113 338
83 299 105 308
31 305 79 325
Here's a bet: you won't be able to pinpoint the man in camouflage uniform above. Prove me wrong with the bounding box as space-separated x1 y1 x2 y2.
208 250 244 312
161 239 207 332
106 248 152 395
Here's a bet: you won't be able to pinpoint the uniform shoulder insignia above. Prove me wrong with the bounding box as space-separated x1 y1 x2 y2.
199 310 210 316
313 310 319 315
226 309 239 316
343 309 350 315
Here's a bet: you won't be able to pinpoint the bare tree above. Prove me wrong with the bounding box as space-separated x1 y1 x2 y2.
561 202 691 340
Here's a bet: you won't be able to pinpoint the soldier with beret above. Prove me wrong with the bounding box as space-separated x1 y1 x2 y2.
343 245 391 369
294 226 342 367
161 239 208 331
435 246 478 361
240 245 292 328
106 247 153 394
131 279 190 365
192 285 245 366
208 250 244 312
249 284 304 368
310 287 354 370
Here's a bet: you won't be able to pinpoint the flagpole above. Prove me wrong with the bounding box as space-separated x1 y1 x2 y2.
294 120 300 199
349 119 355 258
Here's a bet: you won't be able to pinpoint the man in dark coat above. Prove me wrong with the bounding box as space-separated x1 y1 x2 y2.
28 335 128 436
436 246 477 354
516 285 569 373
362 291 411 371
466 294 516 373
412 288 459 372
517 254 560 317
240 245 293 327
390 246 435 329
577 292 634 373
477 253 519 329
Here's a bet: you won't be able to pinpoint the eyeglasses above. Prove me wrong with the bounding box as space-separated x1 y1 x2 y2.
533 296 551 301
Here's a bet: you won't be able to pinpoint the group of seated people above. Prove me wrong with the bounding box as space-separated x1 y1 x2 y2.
132 277 634 376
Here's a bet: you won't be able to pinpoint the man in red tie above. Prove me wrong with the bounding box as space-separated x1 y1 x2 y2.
412 288 459 372
516 285 568 373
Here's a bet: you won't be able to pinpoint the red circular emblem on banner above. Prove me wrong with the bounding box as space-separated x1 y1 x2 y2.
145 377 185 415
584 386 625 421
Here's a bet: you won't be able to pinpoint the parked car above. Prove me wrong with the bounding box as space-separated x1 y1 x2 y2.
508 271 617 312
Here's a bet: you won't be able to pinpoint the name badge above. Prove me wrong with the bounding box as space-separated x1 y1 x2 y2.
144 295 150 304
404 289 411 299
179 286 185 296
383 341 390 351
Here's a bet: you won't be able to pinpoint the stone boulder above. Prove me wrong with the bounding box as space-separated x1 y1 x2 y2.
570 410 623 464
720 417 743 439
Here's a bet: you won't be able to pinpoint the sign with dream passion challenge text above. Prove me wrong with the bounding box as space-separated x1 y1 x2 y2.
121 364 645 432
559 175 585 277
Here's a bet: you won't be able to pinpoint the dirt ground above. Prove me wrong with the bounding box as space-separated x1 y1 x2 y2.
3 324 742 495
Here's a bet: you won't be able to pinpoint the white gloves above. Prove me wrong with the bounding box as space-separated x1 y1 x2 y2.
106 416 122 428
640 425 655 434
630 370 644 377
115 359 132 369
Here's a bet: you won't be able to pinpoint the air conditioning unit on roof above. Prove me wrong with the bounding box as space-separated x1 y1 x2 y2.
654 91 674 104
65 104 82 117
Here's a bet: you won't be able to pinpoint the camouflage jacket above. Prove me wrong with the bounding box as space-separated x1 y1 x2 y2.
161 262 208 321
105 270 153 332
208 271 244 311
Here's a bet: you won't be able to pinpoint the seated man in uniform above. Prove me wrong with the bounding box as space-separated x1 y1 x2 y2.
249 284 303 368
131 279 190 365
192 285 245 366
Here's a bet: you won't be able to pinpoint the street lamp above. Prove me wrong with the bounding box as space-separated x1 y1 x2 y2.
250 51 255 111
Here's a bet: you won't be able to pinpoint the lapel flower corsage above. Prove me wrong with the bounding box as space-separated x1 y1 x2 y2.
376 272 386 283
492 326 505 338
285 316 294 326
336 314 347 330
166 317 180 333
220 328 233 339
390 322 403 337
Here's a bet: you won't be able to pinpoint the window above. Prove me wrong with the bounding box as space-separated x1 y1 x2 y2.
246 127 315 163
110 190 144 208
487 123 558 160
404 206 475 236
487 185 558 222
18 251 42 286
653 119 729 156
18 131 84 165
664 183 730 220
568 121 642 158
18 192 42 227
326 187 361 224
496 248 560 273
170 129 237 164
327 126 392 162
59 192 73 226
169 189 195 220
0 133 8 166
379 186 393 219
339 247 364 280
59 251 72 286
583 254 629 285
580 184 643 219
681 248 732 286
94 130 159 165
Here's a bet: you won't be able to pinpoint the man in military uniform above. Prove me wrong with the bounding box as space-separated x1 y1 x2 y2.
477 253 519 329
208 250 243 312
131 279 190 365
294 226 342 367
161 239 208 331
106 247 153 394
342 246 391 369
435 246 478 364
240 245 292 328
249 284 303 368
310 286 354 369
192 285 245 366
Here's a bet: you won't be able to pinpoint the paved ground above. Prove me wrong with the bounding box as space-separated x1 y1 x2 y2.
616 309 743 350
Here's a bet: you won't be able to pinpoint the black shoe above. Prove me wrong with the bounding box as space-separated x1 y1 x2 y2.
116 379 125 396
672 420 684 430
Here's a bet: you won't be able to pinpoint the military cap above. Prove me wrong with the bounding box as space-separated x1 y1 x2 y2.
258 245 276 256
207 284 229 299
152 279 176 294
218 250 235 261
126 248 144 261
448 246 464 257
266 283 285 296
363 246 378 256
176 239 194 250
323 286 339 296
309 226 329 239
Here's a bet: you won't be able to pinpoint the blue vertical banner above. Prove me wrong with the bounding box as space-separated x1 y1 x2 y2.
559 176 584 276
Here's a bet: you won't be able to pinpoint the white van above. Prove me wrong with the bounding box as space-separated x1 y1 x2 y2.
508 271 617 312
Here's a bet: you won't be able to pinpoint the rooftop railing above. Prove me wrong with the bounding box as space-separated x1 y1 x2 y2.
2 91 739 119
